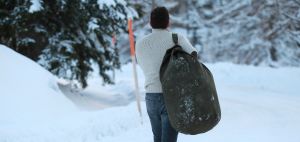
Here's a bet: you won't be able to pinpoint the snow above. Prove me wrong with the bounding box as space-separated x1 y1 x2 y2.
17 38 36 46
29 0 43 13
0 45 77 124
125 6 139 19
1 44 300 141
94 0 138 23
98 0 117 9
88 18 100 31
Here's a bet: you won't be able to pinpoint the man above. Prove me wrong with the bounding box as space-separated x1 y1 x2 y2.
135 7 198 142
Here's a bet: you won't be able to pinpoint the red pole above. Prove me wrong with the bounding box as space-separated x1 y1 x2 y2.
128 19 135 56
112 33 116 46
128 18 143 124
112 33 116 81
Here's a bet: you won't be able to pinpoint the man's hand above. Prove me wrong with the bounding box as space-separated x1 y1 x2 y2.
191 51 198 59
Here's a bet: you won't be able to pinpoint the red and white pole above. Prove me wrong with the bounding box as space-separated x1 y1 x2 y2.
128 18 143 124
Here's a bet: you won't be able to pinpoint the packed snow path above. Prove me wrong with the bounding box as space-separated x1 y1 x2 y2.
4 63 299 142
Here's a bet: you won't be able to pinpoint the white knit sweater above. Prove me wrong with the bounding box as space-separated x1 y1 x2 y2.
135 29 197 93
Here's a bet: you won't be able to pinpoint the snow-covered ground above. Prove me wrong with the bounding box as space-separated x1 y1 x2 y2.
1 44 300 142
0 45 77 124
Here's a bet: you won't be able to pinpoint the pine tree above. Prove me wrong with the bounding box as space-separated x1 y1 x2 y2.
0 0 46 60
0 0 140 88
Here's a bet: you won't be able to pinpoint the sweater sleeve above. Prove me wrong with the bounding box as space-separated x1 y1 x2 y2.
178 34 197 54
135 40 142 65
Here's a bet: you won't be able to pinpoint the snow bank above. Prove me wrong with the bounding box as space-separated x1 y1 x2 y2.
85 62 145 98
0 45 77 124
0 102 150 142
1 45 300 142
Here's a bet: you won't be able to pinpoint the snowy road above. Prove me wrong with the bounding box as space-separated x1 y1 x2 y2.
3 84 299 142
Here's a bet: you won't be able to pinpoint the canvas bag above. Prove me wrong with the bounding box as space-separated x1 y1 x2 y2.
159 33 221 135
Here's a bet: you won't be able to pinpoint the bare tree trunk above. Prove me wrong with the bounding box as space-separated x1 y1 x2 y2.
219 0 223 6
186 1 190 37
152 0 156 9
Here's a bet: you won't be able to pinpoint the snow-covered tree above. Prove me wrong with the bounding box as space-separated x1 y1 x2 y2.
197 0 300 66
0 0 46 61
0 0 140 88
130 0 300 67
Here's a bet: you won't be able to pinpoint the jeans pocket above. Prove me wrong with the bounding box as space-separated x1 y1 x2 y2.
145 93 156 101
146 99 156 115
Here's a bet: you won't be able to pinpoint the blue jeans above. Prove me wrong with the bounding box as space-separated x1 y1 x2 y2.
146 93 178 142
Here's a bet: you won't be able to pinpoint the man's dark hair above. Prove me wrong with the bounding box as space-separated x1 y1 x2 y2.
150 7 169 29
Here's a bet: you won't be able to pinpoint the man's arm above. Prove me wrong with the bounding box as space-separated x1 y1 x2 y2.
178 34 198 57
135 40 141 64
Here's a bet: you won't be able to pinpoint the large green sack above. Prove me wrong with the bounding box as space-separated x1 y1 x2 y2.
159 33 221 135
